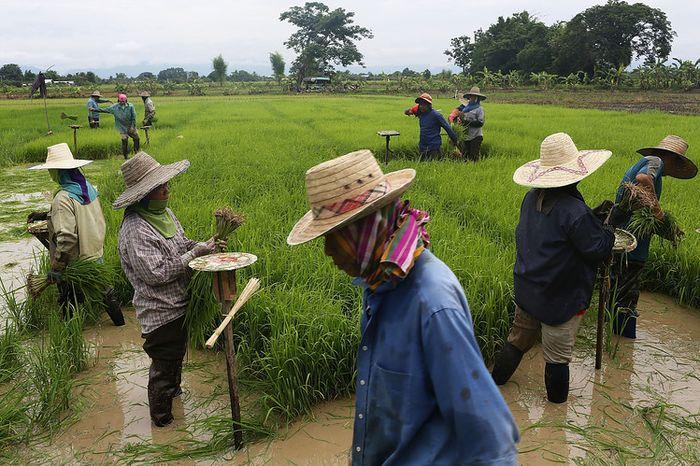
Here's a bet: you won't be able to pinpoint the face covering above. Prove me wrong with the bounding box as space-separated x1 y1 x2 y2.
130 198 177 238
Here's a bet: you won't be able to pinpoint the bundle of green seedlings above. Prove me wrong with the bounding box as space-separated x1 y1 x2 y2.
620 182 683 246
184 207 245 349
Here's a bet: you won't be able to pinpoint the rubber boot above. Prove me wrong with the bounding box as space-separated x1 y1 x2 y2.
133 136 140 153
491 342 524 385
172 359 183 398
121 139 129 159
103 288 125 326
545 363 569 403
612 310 637 339
148 359 176 427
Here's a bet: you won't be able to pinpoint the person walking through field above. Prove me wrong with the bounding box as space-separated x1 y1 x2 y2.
26 143 124 325
287 150 518 465
86 90 110 128
491 133 614 403
140 91 156 126
92 93 140 159
608 135 697 338
449 86 486 161
404 93 461 160
115 152 222 427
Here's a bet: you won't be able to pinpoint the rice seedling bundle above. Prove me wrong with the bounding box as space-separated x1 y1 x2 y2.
214 207 245 243
26 259 115 305
628 208 683 246
618 182 659 212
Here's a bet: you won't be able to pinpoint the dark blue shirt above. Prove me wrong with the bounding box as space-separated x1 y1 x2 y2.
514 187 614 325
417 109 458 152
352 250 519 466
614 156 663 262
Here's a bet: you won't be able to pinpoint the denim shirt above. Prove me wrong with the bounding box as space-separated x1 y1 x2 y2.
86 98 108 120
96 103 137 133
613 156 664 262
352 250 519 466
418 109 459 152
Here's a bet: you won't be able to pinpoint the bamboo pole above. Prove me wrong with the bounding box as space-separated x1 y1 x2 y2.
595 258 612 370
205 277 260 348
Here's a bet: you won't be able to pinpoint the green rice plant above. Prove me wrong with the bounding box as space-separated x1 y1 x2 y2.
628 208 682 246
26 339 74 430
47 305 91 374
184 271 222 350
0 385 31 449
0 324 23 383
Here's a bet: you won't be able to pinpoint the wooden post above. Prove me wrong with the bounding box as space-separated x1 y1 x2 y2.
43 94 52 135
595 258 612 370
215 270 243 449
70 125 80 154
384 135 390 165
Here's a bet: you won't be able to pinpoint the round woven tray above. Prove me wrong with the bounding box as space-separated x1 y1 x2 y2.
188 252 257 272
27 220 48 234
613 228 637 253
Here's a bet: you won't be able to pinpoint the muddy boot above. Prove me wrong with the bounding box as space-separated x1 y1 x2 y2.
121 139 129 159
133 136 140 153
148 359 175 427
545 363 569 403
612 310 637 339
103 288 125 326
491 343 524 385
172 359 183 398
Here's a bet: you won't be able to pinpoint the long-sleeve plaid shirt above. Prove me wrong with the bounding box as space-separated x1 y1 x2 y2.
118 209 199 334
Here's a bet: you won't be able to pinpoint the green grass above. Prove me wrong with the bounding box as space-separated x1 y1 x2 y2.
0 95 698 458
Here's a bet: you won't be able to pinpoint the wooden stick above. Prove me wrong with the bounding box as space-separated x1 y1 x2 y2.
205 277 260 349
595 258 612 370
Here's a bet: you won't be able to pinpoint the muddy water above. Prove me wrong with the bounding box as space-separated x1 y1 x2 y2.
23 291 698 464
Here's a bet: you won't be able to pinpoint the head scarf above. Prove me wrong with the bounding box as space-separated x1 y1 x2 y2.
128 198 177 238
118 94 127 103
333 199 430 290
49 168 98 205
463 98 481 113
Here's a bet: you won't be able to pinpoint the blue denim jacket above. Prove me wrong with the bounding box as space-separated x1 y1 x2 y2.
418 109 458 153
351 250 519 466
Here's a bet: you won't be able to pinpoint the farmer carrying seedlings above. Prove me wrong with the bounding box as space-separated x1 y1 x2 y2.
86 90 110 128
140 91 156 126
608 135 697 338
27 143 124 325
114 152 223 427
491 133 615 403
449 86 486 161
404 93 461 159
92 93 140 159
287 150 518 465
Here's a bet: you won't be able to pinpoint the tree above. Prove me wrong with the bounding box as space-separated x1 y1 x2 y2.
444 36 474 73
157 67 188 82
280 2 373 88
269 51 286 83
211 54 228 85
137 72 156 81
554 0 675 76
422 69 432 80
23 69 36 83
0 64 23 86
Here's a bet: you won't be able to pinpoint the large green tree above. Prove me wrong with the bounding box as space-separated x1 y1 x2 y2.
279 2 373 88
269 52 286 83
444 36 473 73
0 64 23 86
211 54 228 85
554 0 675 76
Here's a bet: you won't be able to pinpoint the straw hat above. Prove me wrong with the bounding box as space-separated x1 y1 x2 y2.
513 133 611 188
287 150 416 245
463 86 486 99
415 93 432 105
112 152 190 209
90 90 102 97
29 143 93 170
636 135 697 179
139 91 150 97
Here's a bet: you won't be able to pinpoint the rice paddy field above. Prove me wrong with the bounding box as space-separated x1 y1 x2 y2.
0 94 698 463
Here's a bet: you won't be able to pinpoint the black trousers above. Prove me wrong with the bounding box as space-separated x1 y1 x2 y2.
142 315 187 426
420 149 442 160
464 136 483 161
88 117 99 128
611 259 645 313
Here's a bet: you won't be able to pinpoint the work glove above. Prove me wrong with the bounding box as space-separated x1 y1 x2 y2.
27 211 49 223
180 237 216 266
47 269 63 284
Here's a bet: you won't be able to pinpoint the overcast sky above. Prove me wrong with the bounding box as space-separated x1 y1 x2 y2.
1 0 697 77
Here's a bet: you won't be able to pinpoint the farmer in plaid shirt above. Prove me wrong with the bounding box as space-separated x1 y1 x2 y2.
114 152 222 427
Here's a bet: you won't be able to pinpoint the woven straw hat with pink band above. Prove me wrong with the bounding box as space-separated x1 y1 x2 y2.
637 135 697 179
513 133 611 188
287 150 416 245
112 151 189 209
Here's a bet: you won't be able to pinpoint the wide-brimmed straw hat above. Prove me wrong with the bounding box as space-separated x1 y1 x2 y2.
513 133 611 188
29 143 93 170
415 93 432 105
90 90 102 97
463 86 487 99
636 135 697 179
113 152 190 209
287 150 416 245
139 91 150 97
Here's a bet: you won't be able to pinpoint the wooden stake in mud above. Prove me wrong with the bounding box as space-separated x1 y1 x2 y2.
69 125 80 154
43 93 52 135
188 252 258 450
595 258 612 370
377 130 400 165
140 125 151 146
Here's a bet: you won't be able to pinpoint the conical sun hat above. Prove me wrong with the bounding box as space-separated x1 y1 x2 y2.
29 143 93 170
287 150 416 245
90 90 102 97
463 86 487 99
636 135 697 179
513 133 611 188
139 91 150 97
112 151 190 209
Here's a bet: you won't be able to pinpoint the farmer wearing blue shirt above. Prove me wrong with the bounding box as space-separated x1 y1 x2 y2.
405 93 461 160
288 149 518 465
609 135 697 338
492 133 614 404
93 93 140 159
86 90 111 128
